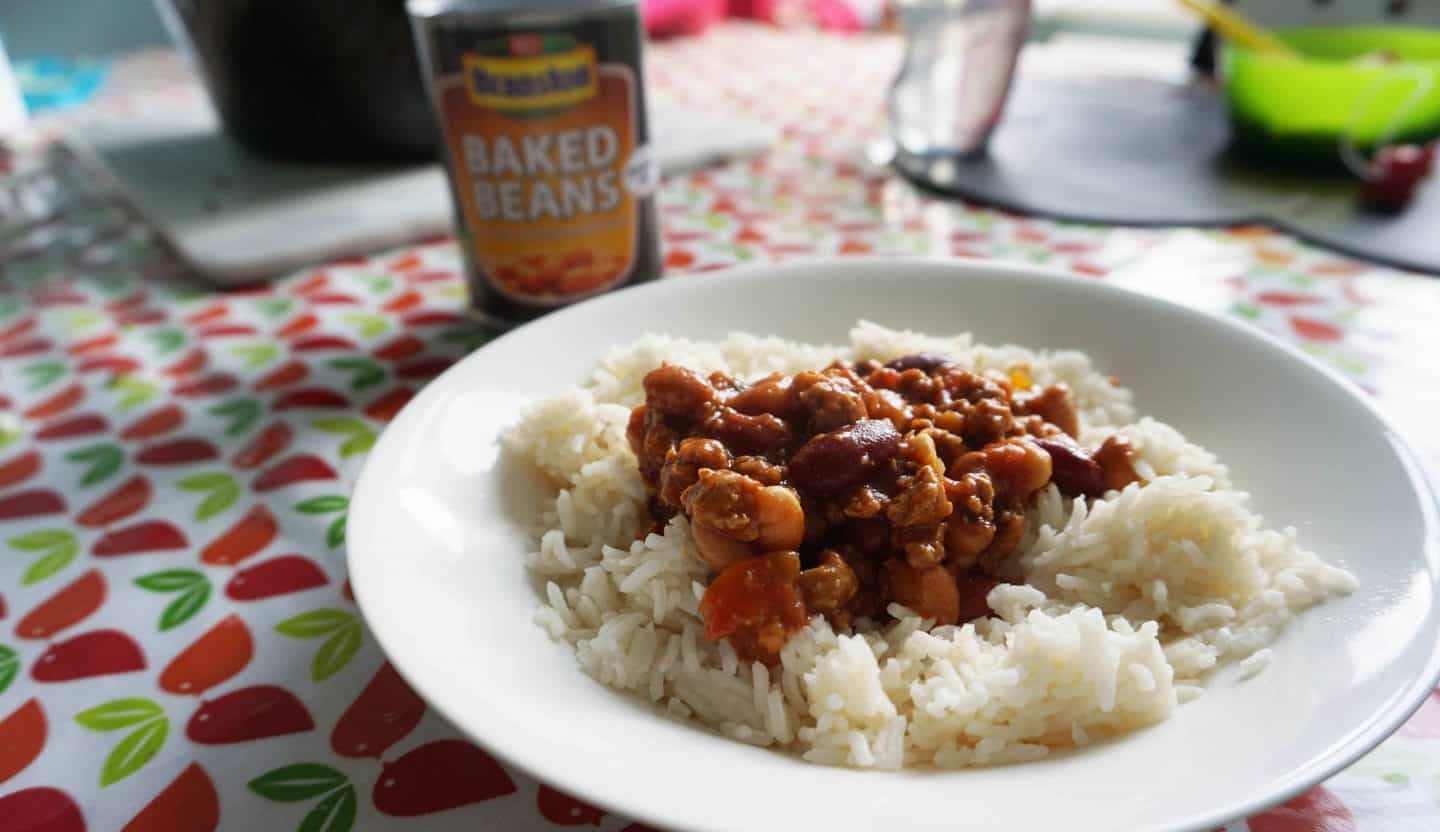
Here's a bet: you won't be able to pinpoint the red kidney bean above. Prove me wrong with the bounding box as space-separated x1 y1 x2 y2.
885 353 954 373
789 419 900 496
1035 437 1105 498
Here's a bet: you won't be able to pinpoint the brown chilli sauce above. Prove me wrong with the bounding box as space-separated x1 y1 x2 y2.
628 355 1143 665
409 0 661 325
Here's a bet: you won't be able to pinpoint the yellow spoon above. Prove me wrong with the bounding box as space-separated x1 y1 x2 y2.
1177 0 1301 58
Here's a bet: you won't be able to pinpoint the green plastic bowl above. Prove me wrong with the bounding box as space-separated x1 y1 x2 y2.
1222 27 1440 168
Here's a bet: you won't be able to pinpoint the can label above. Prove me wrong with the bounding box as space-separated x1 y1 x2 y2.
438 31 651 304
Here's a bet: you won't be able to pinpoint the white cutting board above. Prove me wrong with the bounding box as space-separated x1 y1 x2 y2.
72 97 775 286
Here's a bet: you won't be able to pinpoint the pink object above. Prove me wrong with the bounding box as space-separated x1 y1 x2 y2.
644 0 726 37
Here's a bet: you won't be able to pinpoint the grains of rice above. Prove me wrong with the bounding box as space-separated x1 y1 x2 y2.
502 323 1355 769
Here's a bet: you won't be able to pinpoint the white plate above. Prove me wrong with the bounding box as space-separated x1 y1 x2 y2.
349 258 1440 832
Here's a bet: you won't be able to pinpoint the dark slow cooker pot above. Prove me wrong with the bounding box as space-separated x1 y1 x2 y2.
156 0 437 161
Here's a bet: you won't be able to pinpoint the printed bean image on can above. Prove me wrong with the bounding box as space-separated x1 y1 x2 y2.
410 0 661 324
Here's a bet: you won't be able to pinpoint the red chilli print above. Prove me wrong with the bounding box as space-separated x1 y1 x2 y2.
372 334 425 362
16 570 106 639
275 313 319 338
305 292 360 306
120 405 185 440
77 475 153 527
364 388 414 422
331 662 426 758
0 699 46 784
69 332 119 355
115 308 167 327
33 629 146 681
184 303 229 325
162 349 208 378
292 335 359 352
272 388 350 410
0 787 85 832
35 413 108 440
1291 316 1344 342
225 555 328 600
22 383 85 421
0 450 42 490
187 685 314 744
201 504 278 565
388 252 423 271
537 785 608 826
122 763 220 832
292 272 331 295
401 310 463 327
136 438 220 465
106 289 149 311
396 358 452 380
31 286 88 306
404 270 456 284
231 422 292 470
93 520 188 556
0 489 66 520
1247 786 1356 832
195 323 258 338
373 740 516 816
0 315 36 343
253 455 337 491
253 360 308 392
1256 291 1323 306
382 290 423 313
0 338 53 358
77 355 141 375
160 615 254 695
173 373 240 397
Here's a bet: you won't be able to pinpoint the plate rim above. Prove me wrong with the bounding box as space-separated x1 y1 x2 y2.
349 256 1440 832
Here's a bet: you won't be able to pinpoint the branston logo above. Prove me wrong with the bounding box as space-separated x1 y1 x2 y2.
464 46 598 112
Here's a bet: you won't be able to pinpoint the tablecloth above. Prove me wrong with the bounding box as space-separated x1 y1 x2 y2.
2 24 1439 832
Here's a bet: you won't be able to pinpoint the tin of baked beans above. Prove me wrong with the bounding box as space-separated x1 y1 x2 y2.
408 0 661 325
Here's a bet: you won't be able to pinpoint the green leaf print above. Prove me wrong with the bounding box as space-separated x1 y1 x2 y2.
145 327 187 355
295 496 348 514
299 784 356 832
134 569 206 592
22 361 65 392
110 375 158 410
177 472 241 520
310 418 369 436
338 434 374 458
230 342 281 369
101 717 168 786
9 530 78 586
341 312 389 338
160 583 211 631
248 763 348 801
256 298 295 319
134 570 213 631
326 515 346 549
0 424 20 453
207 398 262 437
312 622 362 682
75 698 164 731
327 359 385 391
64 443 124 487
275 609 354 638
0 646 17 696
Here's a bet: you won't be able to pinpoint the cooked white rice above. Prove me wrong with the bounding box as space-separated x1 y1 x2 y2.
505 322 1356 769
